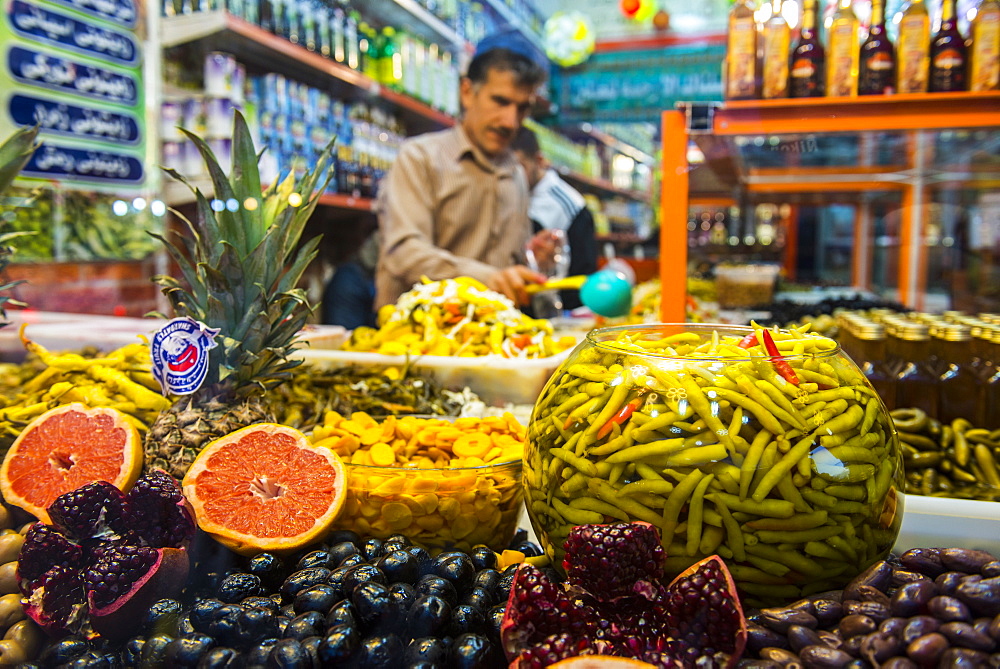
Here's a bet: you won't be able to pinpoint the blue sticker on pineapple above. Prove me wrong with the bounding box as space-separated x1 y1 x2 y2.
150 317 220 396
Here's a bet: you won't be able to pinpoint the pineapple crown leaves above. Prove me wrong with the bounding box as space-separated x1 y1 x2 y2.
0 125 40 326
150 110 335 393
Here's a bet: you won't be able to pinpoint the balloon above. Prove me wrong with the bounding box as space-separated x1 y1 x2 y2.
543 12 596 68
579 269 633 318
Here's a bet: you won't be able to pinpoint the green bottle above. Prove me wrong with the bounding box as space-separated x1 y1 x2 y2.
380 27 402 90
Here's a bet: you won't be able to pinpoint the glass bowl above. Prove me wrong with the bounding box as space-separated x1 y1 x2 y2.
320 414 525 552
524 323 904 607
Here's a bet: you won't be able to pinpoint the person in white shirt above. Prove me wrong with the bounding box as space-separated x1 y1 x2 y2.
512 126 598 310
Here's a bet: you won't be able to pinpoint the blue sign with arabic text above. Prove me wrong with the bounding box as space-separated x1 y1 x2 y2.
9 94 140 144
43 0 137 28
21 143 144 184
7 46 139 105
8 0 139 66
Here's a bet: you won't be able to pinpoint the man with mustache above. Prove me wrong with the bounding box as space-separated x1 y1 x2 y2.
374 31 554 309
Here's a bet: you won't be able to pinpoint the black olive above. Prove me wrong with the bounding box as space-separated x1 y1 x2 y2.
62 651 117 668
242 595 281 613
389 582 417 614
293 583 341 614
382 541 408 555
362 538 386 561
238 605 280 642
247 553 286 590
326 599 358 630
328 541 362 567
407 595 453 638
275 617 290 638
508 529 528 546
462 586 493 611
376 550 420 584
327 529 362 547
494 565 518 602
486 604 506 641
352 581 393 629
38 636 90 666
339 553 367 570
120 637 145 666
448 604 486 637
189 598 226 633
450 632 496 669
511 541 543 557
342 564 388 595
279 603 297 619
469 546 498 571
267 638 311 668
416 575 458 606
143 598 184 635
472 569 500 594
244 638 278 667
355 633 404 668
295 549 333 571
283 611 325 640
218 572 263 604
163 633 216 667
280 567 333 601
197 646 242 668
137 634 174 667
405 636 449 665
207 605 246 647
385 533 411 546
406 545 432 570
176 613 197 636
317 623 360 664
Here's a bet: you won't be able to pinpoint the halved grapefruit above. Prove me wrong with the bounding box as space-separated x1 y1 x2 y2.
182 423 347 556
0 403 143 523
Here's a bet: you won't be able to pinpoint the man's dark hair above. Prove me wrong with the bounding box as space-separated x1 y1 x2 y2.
465 47 547 88
511 126 541 155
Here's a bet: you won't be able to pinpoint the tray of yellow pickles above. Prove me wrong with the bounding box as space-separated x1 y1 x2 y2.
298 278 580 406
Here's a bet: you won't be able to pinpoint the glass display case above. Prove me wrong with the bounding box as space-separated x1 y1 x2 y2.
658 92 1000 320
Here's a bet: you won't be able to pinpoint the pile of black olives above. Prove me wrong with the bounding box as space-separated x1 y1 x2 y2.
28 530 547 668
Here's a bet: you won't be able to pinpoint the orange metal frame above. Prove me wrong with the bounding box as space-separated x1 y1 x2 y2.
662 92 1000 315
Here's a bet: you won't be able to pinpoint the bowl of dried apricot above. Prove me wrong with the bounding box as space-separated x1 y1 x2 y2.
310 411 525 552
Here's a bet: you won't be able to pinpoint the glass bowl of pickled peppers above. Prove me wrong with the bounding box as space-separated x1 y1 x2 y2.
524 323 905 607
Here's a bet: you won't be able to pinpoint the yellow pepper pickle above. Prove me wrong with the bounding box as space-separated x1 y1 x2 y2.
524 323 904 608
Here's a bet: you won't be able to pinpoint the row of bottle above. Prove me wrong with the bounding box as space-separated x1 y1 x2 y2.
725 0 1000 99
161 74 403 200
838 310 1000 429
164 0 462 115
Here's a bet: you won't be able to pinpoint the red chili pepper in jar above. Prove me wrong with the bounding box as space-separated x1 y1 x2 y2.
761 329 800 386
597 396 644 440
737 333 759 349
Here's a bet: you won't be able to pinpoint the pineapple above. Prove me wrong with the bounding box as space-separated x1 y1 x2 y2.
145 111 335 478
0 125 40 324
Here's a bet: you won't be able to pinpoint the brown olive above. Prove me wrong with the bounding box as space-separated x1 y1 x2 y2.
843 600 890 622
891 580 937 617
0 593 26 629
983 561 1000 578
900 548 945 577
3 619 44 658
857 585 891 607
0 535 24 566
905 632 949 665
940 548 997 574
881 657 917 669
759 646 801 666
859 629 904 664
879 616 907 637
747 624 791 652
0 507 10 532
935 571 965 596
892 570 934 587
787 624 824 654
954 576 1000 617
761 608 819 634
0 640 27 665
838 614 878 638
936 647 990 667
938 621 995 651
0 563 18 596
798 645 855 669
902 615 940 644
843 561 893 601
927 595 973 623
811 600 843 628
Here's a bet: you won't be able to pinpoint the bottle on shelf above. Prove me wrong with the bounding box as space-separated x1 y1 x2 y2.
381 27 402 90
896 0 931 93
859 0 896 94
331 6 346 64
761 0 791 98
969 0 1000 91
359 23 379 81
345 11 360 70
933 323 979 424
827 0 861 96
930 0 968 91
789 0 826 97
299 0 316 51
724 0 759 100
886 319 937 415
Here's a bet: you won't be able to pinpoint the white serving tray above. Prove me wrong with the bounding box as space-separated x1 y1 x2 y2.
893 493 1000 557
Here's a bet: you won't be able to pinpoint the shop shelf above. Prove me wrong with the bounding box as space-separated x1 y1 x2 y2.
478 0 544 52
555 167 650 203
160 11 455 132
162 178 374 212
359 0 469 53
